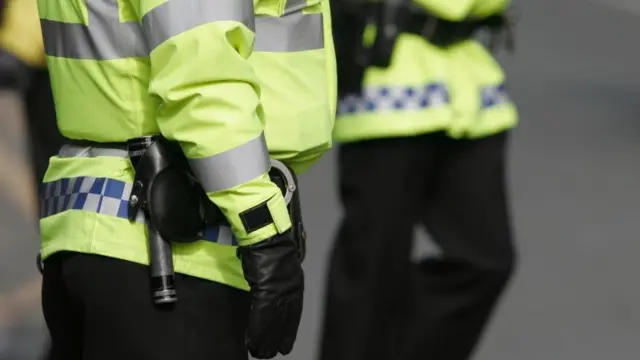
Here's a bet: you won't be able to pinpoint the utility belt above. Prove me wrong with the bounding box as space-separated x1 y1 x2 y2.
61 136 306 304
401 6 513 49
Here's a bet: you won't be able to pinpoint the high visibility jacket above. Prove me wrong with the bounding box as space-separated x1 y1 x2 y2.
333 0 517 143
0 0 45 67
251 0 337 174
38 0 335 290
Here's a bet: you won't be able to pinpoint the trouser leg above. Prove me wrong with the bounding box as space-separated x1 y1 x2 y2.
401 132 516 360
43 251 251 360
319 135 436 360
41 253 84 360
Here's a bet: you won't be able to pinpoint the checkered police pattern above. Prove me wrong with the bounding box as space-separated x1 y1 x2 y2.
337 83 510 116
338 82 450 116
40 176 237 245
481 83 510 109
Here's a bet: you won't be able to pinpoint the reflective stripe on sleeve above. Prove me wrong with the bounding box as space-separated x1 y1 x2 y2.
41 0 255 59
188 133 271 193
40 176 238 246
41 0 146 59
254 11 324 52
142 0 255 52
56 134 270 193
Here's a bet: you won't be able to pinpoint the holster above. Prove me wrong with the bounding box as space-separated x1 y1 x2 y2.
127 137 307 260
127 137 209 242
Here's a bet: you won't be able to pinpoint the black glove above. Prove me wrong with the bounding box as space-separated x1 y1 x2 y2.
237 229 304 359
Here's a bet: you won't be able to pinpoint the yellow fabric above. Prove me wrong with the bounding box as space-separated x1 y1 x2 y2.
37 0 343 288
333 33 452 143
470 0 511 18
0 0 45 67
40 156 250 290
444 40 517 138
40 0 290 245
250 0 336 175
333 0 518 143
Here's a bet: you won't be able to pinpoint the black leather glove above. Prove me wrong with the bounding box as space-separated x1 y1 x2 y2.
237 229 304 359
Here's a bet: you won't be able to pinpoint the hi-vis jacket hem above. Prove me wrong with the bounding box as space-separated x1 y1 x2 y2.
40 233 249 291
333 82 516 143
39 172 249 290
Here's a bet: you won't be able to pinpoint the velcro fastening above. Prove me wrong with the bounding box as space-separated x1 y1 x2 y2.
266 194 291 234
239 200 274 234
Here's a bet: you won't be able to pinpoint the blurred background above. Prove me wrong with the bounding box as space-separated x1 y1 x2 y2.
2 0 640 359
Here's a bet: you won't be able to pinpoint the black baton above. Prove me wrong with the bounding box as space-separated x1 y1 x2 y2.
127 138 177 305
147 218 177 304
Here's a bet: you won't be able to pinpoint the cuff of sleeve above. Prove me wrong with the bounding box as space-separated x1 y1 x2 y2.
235 194 292 246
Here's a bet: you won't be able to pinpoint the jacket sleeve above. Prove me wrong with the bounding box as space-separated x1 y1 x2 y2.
469 0 511 17
141 0 292 246
413 0 476 21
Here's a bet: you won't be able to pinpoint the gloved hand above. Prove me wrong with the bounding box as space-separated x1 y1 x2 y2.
238 229 304 359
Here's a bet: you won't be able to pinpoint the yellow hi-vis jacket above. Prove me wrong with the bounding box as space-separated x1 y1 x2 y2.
251 0 337 174
0 0 45 67
38 0 335 290
333 0 518 143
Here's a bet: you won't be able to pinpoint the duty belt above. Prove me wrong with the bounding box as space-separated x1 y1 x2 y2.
58 137 306 304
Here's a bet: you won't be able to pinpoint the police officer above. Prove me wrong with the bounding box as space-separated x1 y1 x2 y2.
36 0 335 359
320 1 517 359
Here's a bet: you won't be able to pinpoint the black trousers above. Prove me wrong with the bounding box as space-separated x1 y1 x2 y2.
319 131 516 360
42 252 251 360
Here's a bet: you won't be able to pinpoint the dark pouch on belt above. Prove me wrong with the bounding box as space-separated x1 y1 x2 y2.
128 138 209 243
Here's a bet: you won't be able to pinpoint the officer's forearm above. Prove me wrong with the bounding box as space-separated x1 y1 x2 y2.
145 15 294 244
207 174 292 246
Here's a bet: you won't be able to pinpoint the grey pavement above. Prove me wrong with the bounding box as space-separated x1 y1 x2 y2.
2 0 640 358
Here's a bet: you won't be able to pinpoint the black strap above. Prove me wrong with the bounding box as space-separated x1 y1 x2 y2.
239 200 274 234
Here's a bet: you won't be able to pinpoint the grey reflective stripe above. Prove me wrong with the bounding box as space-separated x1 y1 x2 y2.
142 0 255 52
189 133 270 193
58 145 129 158
56 135 270 193
284 0 308 14
254 12 323 52
42 0 254 59
42 0 147 59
